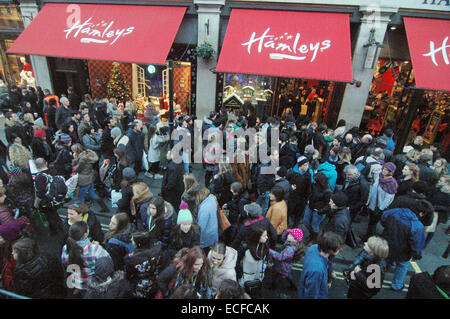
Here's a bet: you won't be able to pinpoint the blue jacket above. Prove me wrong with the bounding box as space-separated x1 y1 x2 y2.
317 161 337 192
197 194 219 248
298 244 331 299
381 208 425 261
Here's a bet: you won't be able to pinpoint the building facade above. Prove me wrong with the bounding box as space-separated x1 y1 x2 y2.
7 0 450 149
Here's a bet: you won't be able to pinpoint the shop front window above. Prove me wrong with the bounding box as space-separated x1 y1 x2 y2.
362 57 449 147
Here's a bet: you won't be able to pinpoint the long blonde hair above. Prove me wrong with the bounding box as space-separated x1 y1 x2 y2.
8 144 32 171
195 187 211 207
183 174 199 191
433 158 448 177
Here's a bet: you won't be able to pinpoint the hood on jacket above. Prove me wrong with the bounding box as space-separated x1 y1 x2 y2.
78 149 98 164
86 270 126 294
208 246 238 271
317 161 336 172
164 201 175 220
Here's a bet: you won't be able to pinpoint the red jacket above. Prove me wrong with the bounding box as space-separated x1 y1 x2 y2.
1 255 15 291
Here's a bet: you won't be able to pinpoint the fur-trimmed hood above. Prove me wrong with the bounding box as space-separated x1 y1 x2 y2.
87 270 125 294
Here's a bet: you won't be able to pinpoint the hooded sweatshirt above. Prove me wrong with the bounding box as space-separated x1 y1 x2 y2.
317 161 337 191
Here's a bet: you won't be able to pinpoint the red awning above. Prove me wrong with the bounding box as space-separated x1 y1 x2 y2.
404 17 450 92
7 3 186 65
216 9 353 82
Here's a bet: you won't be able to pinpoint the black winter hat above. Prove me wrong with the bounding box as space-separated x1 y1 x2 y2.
331 191 348 208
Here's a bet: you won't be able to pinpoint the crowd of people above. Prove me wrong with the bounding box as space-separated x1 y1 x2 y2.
0 85 448 300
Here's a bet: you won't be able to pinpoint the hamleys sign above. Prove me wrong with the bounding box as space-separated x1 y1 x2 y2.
404 17 450 92
7 3 186 64
216 10 353 82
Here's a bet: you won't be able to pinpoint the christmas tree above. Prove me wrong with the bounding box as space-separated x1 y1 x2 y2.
106 62 131 103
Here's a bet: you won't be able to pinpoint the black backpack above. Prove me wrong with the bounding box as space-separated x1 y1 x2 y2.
39 172 67 207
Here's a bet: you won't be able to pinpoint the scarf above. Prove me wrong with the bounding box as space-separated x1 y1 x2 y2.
378 173 398 194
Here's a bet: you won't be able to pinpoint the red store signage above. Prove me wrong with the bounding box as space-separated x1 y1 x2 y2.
8 3 186 65
404 17 450 92
216 9 353 82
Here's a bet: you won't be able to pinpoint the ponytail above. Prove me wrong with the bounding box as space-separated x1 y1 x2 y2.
66 221 88 268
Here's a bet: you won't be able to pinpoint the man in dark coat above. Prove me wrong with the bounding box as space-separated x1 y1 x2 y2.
100 116 116 160
126 119 145 172
342 164 370 223
161 151 185 211
323 192 351 242
417 152 435 186
67 86 81 111
7 86 22 111
287 156 312 227
55 97 72 130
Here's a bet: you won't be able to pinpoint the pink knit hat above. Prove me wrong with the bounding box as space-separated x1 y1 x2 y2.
286 228 304 243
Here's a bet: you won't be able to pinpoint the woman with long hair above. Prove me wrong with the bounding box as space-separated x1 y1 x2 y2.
104 213 136 270
146 125 169 179
156 246 211 299
129 182 153 222
210 162 237 207
181 174 200 219
432 158 448 186
61 221 111 297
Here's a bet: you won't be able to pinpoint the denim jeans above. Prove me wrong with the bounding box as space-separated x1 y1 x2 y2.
391 260 410 290
78 184 99 203
257 191 270 217
303 205 326 233
182 152 190 174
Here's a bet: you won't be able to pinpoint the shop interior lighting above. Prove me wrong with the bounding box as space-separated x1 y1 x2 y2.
390 26 397 30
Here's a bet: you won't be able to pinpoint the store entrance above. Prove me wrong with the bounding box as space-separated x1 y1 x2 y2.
48 57 90 98
221 73 343 127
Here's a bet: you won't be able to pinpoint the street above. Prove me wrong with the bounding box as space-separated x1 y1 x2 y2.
34 163 448 299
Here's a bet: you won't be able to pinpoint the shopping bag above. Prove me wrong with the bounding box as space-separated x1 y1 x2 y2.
65 174 78 196
111 190 122 208
300 104 308 116
142 151 149 171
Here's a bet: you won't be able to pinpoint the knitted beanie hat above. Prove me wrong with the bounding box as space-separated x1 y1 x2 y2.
304 145 316 155
0 220 27 241
122 167 136 181
383 162 397 174
59 133 71 145
331 191 348 208
297 155 309 166
286 228 304 243
177 202 193 224
111 127 122 137
34 129 46 138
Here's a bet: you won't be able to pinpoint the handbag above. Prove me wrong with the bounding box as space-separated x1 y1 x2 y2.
214 196 231 231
